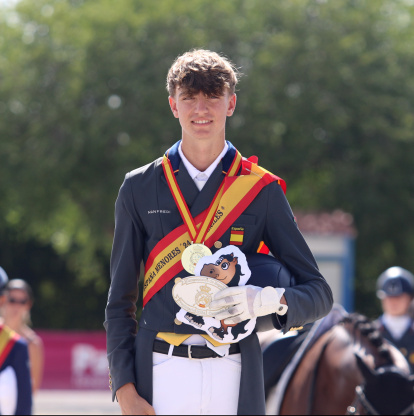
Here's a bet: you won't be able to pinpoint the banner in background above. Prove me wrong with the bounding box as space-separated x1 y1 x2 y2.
37 330 108 390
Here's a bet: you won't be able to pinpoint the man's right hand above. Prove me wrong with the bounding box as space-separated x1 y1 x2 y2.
116 383 156 415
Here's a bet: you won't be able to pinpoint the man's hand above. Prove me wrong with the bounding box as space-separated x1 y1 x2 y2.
210 285 288 325
116 383 156 416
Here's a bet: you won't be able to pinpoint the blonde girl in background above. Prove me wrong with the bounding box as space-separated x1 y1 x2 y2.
0 279 44 392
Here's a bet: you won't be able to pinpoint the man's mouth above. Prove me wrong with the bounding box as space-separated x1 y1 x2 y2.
192 120 212 125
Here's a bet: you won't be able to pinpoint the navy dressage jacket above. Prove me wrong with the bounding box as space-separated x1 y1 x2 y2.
105 141 333 414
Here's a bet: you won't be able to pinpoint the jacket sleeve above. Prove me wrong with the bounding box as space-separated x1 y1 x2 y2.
263 182 333 333
13 340 32 415
104 174 145 400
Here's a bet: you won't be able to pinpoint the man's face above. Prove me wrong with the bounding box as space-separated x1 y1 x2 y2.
382 294 412 316
169 88 236 142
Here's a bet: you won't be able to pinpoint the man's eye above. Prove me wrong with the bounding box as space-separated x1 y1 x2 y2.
221 262 230 270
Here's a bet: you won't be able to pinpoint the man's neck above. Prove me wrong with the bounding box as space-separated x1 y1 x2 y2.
180 138 227 172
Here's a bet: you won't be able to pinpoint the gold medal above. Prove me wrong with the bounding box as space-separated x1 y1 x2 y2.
181 244 212 275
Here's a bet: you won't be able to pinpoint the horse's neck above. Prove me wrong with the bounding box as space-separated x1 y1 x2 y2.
303 326 361 415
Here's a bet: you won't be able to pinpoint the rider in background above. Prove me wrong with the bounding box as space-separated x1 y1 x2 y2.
376 266 414 372
0 279 44 392
0 267 32 415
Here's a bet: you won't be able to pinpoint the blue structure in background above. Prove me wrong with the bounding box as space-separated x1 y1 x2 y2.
296 211 357 312
313 237 355 312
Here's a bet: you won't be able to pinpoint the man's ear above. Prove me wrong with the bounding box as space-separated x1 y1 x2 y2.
227 93 237 117
169 96 179 119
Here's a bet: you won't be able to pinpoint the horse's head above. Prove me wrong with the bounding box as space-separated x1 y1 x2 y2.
200 254 240 285
347 354 414 415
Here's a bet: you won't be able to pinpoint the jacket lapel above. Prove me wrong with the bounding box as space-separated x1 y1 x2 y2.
176 161 199 209
399 322 414 345
160 140 199 210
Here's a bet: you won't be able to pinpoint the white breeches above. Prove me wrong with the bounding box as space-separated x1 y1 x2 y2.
152 352 242 415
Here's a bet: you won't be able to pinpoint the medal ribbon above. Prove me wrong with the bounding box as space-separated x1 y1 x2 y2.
162 149 242 245
143 155 286 306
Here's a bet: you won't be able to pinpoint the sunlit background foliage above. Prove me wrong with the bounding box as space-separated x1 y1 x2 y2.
0 0 413 328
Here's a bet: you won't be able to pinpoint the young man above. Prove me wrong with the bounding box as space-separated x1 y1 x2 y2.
376 266 414 372
105 49 333 415
0 267 32 415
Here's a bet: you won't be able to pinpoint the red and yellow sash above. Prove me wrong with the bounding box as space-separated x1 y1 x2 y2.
0 325 19 368
162 150 242 244
143 156 286 307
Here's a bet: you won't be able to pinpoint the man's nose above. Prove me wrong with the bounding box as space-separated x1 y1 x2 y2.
195 97 208 113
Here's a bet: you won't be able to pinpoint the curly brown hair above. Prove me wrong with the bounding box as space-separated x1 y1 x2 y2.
166 49 239 98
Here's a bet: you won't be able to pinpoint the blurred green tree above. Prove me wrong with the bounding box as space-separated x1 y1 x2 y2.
0 0 413 327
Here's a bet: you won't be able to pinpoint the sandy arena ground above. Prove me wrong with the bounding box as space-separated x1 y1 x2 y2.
34 390 121 415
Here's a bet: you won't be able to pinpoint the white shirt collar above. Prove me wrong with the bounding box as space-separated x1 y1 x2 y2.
178 142 228 185
382 314 412 340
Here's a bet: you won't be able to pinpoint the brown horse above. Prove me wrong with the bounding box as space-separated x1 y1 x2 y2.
269 314 414 415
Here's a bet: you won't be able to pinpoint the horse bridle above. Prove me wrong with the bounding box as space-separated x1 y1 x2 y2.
347 385 414 416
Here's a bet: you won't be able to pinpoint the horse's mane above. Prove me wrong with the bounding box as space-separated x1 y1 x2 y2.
339 313 394 367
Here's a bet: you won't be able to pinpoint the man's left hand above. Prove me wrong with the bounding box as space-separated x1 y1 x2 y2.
210 285 288 325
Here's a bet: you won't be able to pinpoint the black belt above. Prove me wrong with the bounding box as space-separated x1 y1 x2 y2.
153 339 240 359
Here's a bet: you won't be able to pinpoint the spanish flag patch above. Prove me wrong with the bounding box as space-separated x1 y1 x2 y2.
230 227 244 246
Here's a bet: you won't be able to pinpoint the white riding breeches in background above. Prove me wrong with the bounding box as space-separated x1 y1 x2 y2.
152 352 242 415
0 366 18 415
